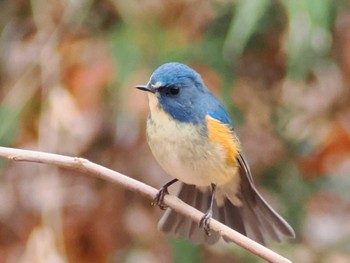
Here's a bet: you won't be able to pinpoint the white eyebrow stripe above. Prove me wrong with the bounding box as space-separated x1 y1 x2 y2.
151 81 163 88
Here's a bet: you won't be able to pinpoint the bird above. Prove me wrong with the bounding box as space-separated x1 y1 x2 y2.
136 62 295 245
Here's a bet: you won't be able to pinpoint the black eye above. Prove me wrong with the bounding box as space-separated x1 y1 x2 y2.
168 86 179 95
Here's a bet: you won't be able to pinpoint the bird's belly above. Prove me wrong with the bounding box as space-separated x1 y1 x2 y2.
146 115 238 187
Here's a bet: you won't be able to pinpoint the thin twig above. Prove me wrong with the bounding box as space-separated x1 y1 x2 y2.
0 146 291 263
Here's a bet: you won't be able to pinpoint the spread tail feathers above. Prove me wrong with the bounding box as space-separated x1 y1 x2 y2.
158 155 295 245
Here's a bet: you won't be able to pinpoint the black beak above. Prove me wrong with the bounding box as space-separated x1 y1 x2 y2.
135 84 155 93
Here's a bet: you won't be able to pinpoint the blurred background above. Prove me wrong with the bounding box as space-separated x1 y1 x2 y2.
0 0 350 262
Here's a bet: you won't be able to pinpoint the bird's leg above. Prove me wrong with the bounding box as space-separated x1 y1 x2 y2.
152 178 179 210
199 183 216 236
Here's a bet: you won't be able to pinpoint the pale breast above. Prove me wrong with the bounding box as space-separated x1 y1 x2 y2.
146 94 238 187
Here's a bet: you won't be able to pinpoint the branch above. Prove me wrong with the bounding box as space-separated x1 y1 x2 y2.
0 146 291 263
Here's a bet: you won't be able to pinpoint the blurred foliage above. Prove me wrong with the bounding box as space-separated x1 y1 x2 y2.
223 0 272 61
169 239 201 263
1 0 350 263
283 0 336 78
0 104 19 147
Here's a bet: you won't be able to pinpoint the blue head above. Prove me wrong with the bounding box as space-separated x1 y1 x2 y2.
136 62 231 125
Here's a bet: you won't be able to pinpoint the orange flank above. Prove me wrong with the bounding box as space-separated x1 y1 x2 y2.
206 115 241 166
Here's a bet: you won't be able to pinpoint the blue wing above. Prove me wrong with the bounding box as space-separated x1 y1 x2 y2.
206 97 233 127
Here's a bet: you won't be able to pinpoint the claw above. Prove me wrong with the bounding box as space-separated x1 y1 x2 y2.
152 179 178 210
199 210 213 236
199 183 216 236
152 187 169 210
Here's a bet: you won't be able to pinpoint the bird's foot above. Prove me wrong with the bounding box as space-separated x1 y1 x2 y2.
152 179 178 210
199 210 212 236
152 186 169 210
